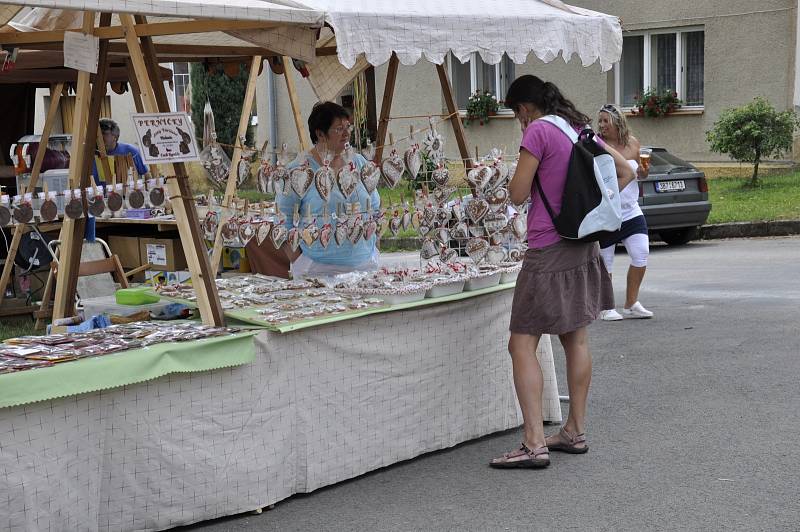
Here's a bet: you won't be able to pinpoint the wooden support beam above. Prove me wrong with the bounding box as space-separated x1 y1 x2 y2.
374 53 399 163
125 58 145 113
0 19 287 45
436 63 473 170
17 42 277 59
210 56 261 272
283 56 311 151
124 14 225 326
365 66 378 143
0 82 64 310
52 12 102 320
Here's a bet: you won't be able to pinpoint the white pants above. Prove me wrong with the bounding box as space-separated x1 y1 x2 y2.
600 232 650 270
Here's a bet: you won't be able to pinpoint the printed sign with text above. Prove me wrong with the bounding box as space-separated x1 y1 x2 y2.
131 113 200 164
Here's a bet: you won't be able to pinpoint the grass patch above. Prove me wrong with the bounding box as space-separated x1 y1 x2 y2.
707 171 800 224
0 316 39 342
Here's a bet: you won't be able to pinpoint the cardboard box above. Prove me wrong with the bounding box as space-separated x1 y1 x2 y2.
139 237 187 272
108 236 141 269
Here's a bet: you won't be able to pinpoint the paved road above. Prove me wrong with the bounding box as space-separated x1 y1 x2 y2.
189 237 800 532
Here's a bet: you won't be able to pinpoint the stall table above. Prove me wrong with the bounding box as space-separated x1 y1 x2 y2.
0 285 561 531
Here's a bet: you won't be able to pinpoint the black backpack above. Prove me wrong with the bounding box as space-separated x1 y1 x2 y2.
533 115 622 242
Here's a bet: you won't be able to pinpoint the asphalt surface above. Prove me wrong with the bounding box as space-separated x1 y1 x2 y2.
187 237 800 532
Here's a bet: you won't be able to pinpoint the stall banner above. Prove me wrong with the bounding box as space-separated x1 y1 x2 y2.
131 112 199 164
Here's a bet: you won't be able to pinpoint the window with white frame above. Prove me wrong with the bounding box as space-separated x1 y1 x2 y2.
448 53 515 110
616 28 704 108
172 62 191 113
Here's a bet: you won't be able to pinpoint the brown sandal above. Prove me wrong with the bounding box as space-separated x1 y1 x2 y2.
547 427 588 454
489 443 550 469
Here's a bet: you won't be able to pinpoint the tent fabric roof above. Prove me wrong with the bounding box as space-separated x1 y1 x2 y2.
311 0 622 71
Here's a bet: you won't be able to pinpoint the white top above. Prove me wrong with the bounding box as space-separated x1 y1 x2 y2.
620 159 643 221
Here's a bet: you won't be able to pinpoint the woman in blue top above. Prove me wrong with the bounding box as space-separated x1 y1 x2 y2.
276 102 381 277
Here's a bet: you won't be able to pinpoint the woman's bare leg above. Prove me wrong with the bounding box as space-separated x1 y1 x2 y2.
547 327 591 446
508 332 546 449
624 265 647 308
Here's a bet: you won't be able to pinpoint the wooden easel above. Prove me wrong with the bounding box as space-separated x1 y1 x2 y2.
49 12 225 325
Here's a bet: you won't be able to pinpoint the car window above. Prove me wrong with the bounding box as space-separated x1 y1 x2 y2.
650 150 694 169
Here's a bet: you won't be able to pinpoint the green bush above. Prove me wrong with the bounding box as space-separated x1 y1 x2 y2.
190 63 254 158
706 97 799 186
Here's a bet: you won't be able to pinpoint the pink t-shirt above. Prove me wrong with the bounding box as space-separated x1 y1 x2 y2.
520 120 573 248
520 119 605 248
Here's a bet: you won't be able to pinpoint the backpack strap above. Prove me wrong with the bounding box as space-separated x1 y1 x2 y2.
531 115 576 225
533 172 558 223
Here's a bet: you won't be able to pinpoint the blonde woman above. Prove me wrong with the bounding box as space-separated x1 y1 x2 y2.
596 104 653 320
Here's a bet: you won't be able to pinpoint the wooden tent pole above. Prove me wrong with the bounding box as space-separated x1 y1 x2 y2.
125 58 145 112
0 82 64 310
283 56 311 151
122 13 224 325
374 53 399 163
210 55 261 272
52 12 107 320
435 63 473 170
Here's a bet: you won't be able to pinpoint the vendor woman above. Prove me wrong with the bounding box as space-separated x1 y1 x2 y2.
277 101 381 277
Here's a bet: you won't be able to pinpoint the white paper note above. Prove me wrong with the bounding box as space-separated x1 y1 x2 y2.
64 31 99 74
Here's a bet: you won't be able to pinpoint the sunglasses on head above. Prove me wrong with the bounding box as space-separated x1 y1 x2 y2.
600 104 619 116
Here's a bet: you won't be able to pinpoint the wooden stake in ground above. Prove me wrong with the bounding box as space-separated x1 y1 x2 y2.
210 55 261 272
0 82 64 311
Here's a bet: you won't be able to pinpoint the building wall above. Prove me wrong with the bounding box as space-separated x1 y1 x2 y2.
261 1 798 164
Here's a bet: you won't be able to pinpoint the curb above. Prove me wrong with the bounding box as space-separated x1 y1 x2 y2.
379 221 800 250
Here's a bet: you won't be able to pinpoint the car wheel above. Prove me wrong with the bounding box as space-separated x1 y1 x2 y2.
659 227 698 246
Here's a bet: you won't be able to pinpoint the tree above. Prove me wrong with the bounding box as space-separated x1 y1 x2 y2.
190 62 254 158
706 97 799 186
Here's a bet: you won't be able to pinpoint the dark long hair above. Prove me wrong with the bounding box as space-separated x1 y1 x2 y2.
504 75 590 128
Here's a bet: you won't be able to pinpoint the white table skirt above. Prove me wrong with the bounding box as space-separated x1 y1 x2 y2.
0 289 561 531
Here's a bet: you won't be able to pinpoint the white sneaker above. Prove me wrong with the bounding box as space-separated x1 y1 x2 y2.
600 309 623 321
622 301 653 319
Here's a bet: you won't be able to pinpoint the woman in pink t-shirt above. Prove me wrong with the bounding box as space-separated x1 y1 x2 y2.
490 76 635 469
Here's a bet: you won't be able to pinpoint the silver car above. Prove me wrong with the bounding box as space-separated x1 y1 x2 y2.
639 147 712 245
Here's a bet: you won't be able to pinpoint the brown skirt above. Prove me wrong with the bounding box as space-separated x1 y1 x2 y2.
510 240 614 336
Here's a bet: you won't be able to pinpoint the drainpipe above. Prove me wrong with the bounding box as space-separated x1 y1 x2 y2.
268 69 279 164
795 0 800 109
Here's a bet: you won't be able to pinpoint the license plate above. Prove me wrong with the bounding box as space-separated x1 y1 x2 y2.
655 180 686 192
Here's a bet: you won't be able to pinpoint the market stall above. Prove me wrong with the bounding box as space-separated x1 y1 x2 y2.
0 0 622 530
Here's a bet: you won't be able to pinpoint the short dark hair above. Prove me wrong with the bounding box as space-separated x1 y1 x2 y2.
99 117 120 137
307 101 349 144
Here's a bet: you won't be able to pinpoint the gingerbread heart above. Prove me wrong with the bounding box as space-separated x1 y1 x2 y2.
290 165 314 197
334 219 348 246
404 146 422 180
239 222 255 245
88 196 105 217
466 198 490 224
364 219 378 241
485 245 507 265
361 161 381 194
466 164 493 192
466 238 489 263
389 216 401 236
433 186 455 206
256 221 272 245
401 210 412 230
436 207 451 226
452 221 470 239
420 238 438 260
437 227 451 244
431 165 450 188
13 204 33 224
439 247 457 263
488 187 509 211
509 214 527 240
319 223 332 248
423 206 437 226
509 248 523 262
490 233 504 245
315 166 334 202
348 218 364 244
221 219 239 244
128 189 145 209
411 210 421 230
270 223 288 249
419 224 432 237
302 222 319 246
483 211 509 235
288 227 301 251
337 164 359 198
149 187 165 207
381 152 405 188
452 202 464 222
378 215 390 236
65 198 83 219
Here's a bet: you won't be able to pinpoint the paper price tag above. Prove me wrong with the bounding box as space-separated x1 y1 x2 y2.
63 31 99 74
